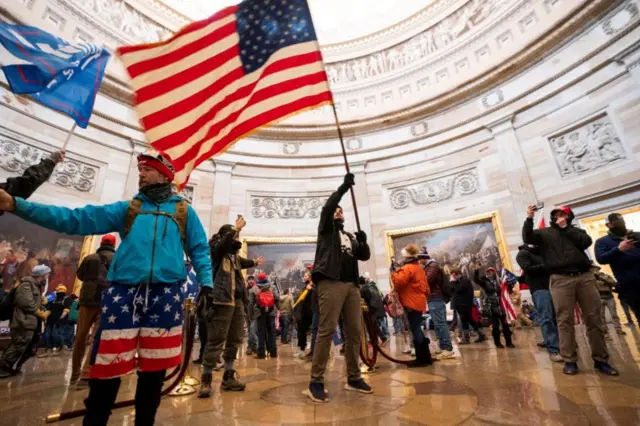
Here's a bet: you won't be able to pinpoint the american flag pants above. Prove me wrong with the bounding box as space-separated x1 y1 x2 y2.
89 282 184 379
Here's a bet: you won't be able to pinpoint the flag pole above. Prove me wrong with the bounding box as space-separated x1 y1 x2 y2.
329 103 362 232
61 123 77 151
306 3 362 231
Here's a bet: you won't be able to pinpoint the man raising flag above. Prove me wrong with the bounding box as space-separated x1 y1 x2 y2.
117 0 333 187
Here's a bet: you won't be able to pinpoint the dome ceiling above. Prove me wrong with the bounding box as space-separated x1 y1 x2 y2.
157 0 436 46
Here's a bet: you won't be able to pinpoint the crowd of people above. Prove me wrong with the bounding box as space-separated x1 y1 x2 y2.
0 151 638 424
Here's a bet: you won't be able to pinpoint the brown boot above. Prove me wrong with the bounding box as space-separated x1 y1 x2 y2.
198 373 213 398
221 369 246 391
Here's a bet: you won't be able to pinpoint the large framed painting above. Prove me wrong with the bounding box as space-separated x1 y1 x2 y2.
385 211 512 280
0 214 93 294
241 237 317 293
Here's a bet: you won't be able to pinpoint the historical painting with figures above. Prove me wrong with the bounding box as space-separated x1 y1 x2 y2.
243 238 316 293
386 212 510 280
0 214 86 293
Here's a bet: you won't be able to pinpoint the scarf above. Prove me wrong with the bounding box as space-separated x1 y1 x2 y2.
139 183 173 204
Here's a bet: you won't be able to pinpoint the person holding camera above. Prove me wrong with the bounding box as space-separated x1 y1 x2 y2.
594 212 640 326
197 215 265 398
523 205 618 376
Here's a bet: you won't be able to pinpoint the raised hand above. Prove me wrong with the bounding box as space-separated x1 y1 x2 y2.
49 150 66 164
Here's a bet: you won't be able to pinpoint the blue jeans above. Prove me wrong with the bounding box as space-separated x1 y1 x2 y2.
248 319 258 351
532 290 559 354
392 315 404 334
44 323 61 349
378 317 390 340
405 309 425 345
428 298 452 351
58 324 75 348
280 314 291 343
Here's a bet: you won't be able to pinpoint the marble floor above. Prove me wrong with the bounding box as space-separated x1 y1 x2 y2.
2 325 640 425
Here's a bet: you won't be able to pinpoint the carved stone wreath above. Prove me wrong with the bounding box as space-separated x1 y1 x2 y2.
282 143 301 155
0 139 99 193
251 196 327 219
389 170 479 209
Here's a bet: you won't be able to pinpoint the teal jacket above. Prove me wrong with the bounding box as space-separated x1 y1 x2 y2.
13 194 213 287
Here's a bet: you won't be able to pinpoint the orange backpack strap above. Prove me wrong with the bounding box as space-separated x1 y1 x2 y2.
123 199 143 240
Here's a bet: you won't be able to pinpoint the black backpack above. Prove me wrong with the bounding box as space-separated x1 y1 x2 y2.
0 287 16 321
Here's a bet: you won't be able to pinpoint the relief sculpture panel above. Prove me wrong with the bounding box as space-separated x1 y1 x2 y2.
389 168 480 210
325 0 504 86
251 195 328 219
68 0 173 43
0 138 99 193
548 114 626 179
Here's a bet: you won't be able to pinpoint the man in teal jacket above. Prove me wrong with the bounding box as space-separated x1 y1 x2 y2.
0 152 212 426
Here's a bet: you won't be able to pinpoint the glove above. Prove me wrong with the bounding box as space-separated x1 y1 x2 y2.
355 230 367 243
196 286 214 318
36 310 50 320
343 173 355 187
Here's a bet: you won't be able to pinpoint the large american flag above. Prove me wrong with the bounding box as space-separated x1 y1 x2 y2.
117 0 332 187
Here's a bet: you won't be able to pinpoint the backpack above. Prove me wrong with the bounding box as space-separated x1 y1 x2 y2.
0 287 16 321
257 288 275 311
440 268 453 304
68 299 80 323
123 199 189 252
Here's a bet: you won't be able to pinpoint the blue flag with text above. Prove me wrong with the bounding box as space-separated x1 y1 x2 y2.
0 23 110 128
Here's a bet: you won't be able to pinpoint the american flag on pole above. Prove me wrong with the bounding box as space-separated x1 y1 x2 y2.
500 268 518 323
117 0 332 187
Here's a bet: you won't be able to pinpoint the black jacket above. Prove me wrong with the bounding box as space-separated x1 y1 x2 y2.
209 230 256 306
516 244 550 292
76 245 115 307
0 158 56 211
451 276 474 309
312 184 370 283
361 282 385 318
522 217 592 274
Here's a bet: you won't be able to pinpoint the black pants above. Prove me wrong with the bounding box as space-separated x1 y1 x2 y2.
257 314 276 357
83 370 166 426
297 314 312 351
197 318 207 361
490 314 512 345
456 305 482 332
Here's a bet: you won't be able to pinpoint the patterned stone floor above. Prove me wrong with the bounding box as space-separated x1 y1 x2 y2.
2 324 640 425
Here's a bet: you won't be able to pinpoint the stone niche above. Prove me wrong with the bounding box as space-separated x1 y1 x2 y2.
547 113 626 179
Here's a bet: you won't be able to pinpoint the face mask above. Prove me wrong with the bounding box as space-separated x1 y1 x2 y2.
610 224 627 237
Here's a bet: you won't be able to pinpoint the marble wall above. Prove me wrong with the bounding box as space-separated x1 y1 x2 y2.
1 1 639 291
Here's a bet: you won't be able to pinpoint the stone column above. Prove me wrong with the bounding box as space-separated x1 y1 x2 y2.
487 116 538 223
210 159 235 233
349 161 376 277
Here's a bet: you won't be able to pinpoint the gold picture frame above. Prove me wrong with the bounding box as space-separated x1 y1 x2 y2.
384 210 513 272
240 236 317 288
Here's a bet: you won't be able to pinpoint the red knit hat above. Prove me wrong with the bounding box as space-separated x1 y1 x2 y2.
137 152 175 181
101 234 116 247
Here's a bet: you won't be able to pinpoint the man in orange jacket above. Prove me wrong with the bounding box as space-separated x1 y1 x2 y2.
391 244 433 367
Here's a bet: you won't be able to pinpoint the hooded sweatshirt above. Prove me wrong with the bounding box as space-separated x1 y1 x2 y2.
515 244 550 292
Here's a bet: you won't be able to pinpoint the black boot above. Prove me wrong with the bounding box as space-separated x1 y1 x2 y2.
474 329 487 343
198 373 213 398
503 323 515 348
407 340 432 368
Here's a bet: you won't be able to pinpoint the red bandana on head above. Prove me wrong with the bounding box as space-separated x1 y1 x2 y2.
138 153 175 181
